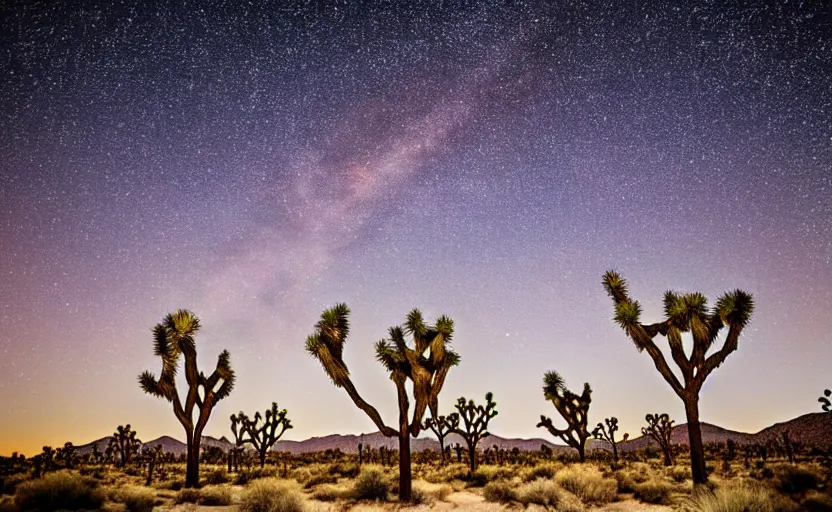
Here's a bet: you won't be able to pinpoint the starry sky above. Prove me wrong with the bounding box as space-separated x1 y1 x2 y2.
1 1 830 456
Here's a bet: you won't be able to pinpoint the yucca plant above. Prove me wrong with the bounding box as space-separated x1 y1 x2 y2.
602 270 754 485
537 371 592 462
138 310 235 488
642 413 675 466
306 304 459 501
231 403 292 468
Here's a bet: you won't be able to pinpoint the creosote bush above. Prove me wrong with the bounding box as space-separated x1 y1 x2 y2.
240 479 306 512
774 463 822 494
522 462 559 482
14 471 105 512
199 485 233 506
114 486 157 512
351 467 390 501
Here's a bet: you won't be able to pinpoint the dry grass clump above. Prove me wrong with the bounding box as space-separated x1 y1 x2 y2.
482 480 517 503
13 471 105 512
633 479 673 505
801 491 832 511
302 473 337 489
112 485 158 512
465 465 514 487
1 474 29 496
773 463 823 495
680 483 798 512
175 487 202 504
554 465 617 506
326 462 360 478
0 496 16 512
310 483 343 502
421 463 468 483
666 465 690 482
517 478 561 509
351 467 389 501
203 468 230 485
522 462 560 482
410 480 452 504
199 484 233 506
240 479 306 512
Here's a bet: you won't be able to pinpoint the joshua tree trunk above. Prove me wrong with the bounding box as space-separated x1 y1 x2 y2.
684 396 706 484
398 425 412 500
467 441 478 473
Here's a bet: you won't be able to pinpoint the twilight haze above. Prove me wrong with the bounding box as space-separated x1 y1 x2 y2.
1 2 830 456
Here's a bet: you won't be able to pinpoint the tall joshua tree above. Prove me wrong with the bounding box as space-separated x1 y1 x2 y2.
593 417 628 463
537 371 592 462
602 271 754 485
231 403 293 468
306 304 459 501
446 392 498 473
642 413 675 466
139 310 235 488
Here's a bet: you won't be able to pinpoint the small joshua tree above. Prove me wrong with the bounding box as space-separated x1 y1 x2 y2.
111 424 141 467
642 413 675 466
231 402 292 468
446 392 498 473
592 417 628 463
40 446 54 474
820 389 832 412
306 304 459 501
423 415 453 465
55 442 77 469
537 371 592 462
139 310 235 488
603 271 753 485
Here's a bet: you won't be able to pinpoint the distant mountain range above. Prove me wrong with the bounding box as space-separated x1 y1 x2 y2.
75 412 830 456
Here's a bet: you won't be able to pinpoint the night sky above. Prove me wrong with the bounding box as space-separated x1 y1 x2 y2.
1 1 830 456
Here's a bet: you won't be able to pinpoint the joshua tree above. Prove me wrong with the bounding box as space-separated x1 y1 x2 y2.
642 413 675 466
139 310 235 488
537 371 592 462
445 392 498 473
602 271 754 485
423 415 453 465
306 304 459 501
111 424 142 467
231 403 293 468
592 417 628 463
820 389 832 412
55 442 77 469
40 446 55 473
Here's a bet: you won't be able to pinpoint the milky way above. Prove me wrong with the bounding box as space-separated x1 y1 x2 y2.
1 1 830 454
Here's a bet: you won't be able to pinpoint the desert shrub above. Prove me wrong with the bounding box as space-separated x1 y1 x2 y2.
311 484 342 502
634 480 673 505
615 471 638 493
681 483 798 512
14 471 104 512
666 465 689 482
203 468 229 485
464 466 513 487
802 491 832 512
199 485 233 506
554 465 617 506
775 464 822 494
237 467 278 485
118 486 157 512
482 481 517 503
327 462 360 478
517 479 561 508
1 474 28 496
302 473 337 489
410 481 451 504
287 467 312 485
175 488 202 504
240 479 305 512
422 464 468 484
351 467 389 501
0 496 16 512
523 463 559 482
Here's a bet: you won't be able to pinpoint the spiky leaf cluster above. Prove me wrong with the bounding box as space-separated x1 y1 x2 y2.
602 271 754 397
820 389 831 413
537 370 592 460
305 304 460 438
138 310 235 430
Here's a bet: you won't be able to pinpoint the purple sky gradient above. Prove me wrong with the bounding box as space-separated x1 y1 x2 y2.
1 1 830 455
